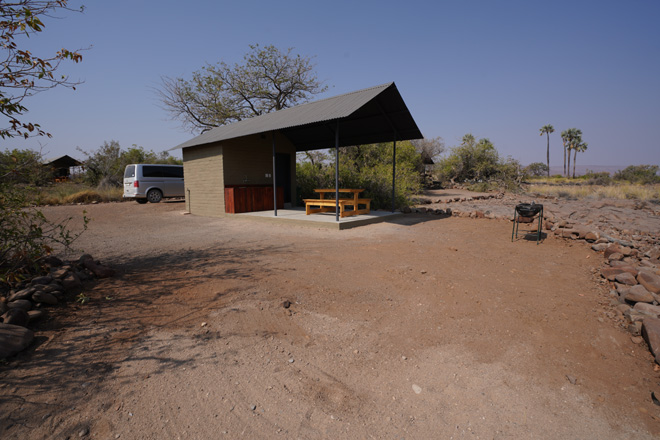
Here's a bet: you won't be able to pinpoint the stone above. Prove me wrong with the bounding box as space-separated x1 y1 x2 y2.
624 308 647 322
412 384 422 394
8 287 36 302
585 231 600 242
0 323 34 359
604 245 622 259
638 270 660 294
625 285 655 304
7 300 32 311
61 272 82 291
629 321 643 336
615 272 638 286
32 291 58 305
634 303 660 318
601 267 636 281
592 243 609 252
27 310 45 322
642 317 660 363
79 254 115 278
608 253 624 261
2 309 29 327
31 275 53 286
50 268 69 279
42 255 63 267
620 246 633 257
282 300 291 309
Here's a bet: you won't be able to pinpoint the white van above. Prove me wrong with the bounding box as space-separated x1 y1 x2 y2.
122 164 184 203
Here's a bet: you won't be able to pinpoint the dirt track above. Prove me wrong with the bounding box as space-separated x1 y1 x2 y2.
1 200 660 439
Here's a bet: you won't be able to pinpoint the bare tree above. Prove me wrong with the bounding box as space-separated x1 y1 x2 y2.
157 44 327 134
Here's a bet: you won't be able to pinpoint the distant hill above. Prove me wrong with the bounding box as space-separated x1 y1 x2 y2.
547 165 628 177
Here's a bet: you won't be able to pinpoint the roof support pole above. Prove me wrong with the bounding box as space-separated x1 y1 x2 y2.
335 121 340 222
391 137 396 212
272 131 277 216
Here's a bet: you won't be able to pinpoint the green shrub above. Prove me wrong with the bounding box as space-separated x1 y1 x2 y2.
613 165 660 184
296 142 422 209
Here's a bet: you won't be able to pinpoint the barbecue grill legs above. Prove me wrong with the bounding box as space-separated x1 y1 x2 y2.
511 207 543 244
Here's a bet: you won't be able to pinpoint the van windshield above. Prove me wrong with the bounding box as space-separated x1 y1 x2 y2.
124 165 135 178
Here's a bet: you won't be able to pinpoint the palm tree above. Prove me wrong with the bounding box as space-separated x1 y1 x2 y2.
572 141 588 178
539 124 554 177
562 128 582 178
560 129 570 177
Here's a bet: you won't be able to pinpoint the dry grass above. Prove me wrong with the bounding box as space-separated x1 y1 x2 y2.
527 183 660 200
33 182 124 205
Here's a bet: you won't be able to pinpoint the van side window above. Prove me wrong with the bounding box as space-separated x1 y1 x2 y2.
142 166 162 178
162 167 183 178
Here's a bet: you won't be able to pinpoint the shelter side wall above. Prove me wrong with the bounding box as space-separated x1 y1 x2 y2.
222 133 297 204
182 144 225 217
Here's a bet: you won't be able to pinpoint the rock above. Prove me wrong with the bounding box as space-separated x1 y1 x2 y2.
631 335 644 344
585 232 600 242
624 308 647 322
566 375 577 385
604 245 622 259
7 300 32 311
50 268 69 279
0 323 34 359
634 303 660 318
79 254 115 278
592 243 609 252
2 309 29 327
412 384 422 394
61 272 82 291
629 321 643 335
642 317 660 363
282 300 291 309
42 255 63 267
8 287 36 302
608 253 624 261
32 291 58 305
0 302 6 315
78 426 89 437
402 206 412 214
601 267 636 281
615 272 638 286
27 310 46 322
620 246 633 257
625 285 655 304
31 275 53 286
638 270 660 294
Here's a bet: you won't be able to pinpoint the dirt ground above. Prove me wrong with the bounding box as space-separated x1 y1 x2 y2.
2 200 660 439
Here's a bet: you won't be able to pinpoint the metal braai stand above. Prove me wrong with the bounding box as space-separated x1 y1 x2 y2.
511 203 544 245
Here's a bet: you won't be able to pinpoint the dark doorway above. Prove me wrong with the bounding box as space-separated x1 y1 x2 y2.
275 153 291 204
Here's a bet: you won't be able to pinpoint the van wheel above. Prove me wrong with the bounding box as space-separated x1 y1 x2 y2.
147 189 162 203
136 199 148 204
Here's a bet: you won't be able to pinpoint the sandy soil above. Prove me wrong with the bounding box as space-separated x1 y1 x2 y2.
1 199 660 439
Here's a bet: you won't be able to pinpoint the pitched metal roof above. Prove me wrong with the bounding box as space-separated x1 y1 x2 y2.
172 82 423 152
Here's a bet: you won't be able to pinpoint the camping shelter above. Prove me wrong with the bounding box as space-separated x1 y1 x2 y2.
43 155 82 181
171 82 423 220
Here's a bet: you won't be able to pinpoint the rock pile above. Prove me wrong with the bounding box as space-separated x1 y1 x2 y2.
0 254 115 359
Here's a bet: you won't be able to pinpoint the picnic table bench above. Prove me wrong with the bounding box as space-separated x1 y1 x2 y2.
303 189 371 218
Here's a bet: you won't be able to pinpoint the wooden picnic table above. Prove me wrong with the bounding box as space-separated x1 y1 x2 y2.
303 188 371 218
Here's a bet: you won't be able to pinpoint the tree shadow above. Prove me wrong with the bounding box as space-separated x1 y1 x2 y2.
0 242 289 439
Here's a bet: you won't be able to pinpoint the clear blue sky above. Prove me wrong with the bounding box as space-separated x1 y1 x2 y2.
7 0 660 168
